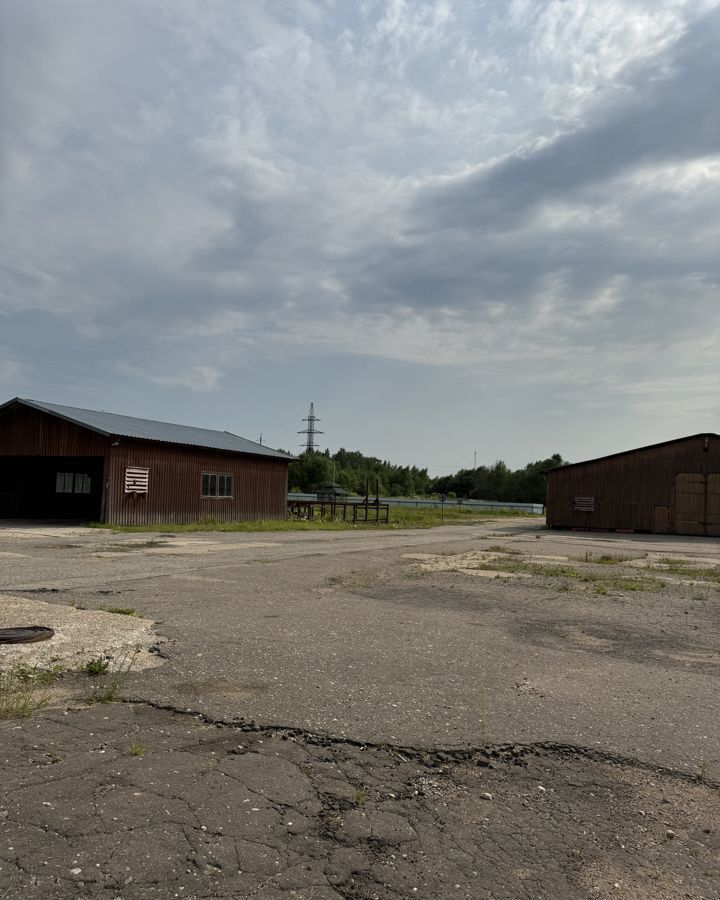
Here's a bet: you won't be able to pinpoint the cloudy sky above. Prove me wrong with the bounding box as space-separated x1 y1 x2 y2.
2 0 719 473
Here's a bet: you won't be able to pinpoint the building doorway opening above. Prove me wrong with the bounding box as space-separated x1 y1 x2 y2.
0 456 104 520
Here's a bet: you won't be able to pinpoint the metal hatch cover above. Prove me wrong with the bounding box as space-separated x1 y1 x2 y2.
0 626 55 644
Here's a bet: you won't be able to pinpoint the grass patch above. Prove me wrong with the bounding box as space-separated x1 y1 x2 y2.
82 656 110 677
389 507 531 528
99 606 138 617
88 507 538 534
604 575 666 592
652 559 720 582
487 545 522 554
472 557 665 592
127 742 146 757
10 663 64 686
581 552 632 565
592 576 664 594
0 665 59 719
477 558 597 580
85 647 140 705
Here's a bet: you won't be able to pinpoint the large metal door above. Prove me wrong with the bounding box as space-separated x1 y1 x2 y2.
707 474 720 537
674 473 706 535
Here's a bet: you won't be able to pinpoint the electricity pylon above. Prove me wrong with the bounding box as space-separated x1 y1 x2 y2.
298 402 324 452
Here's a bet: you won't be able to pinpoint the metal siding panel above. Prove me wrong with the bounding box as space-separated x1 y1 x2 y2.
0 407 109 520
1 406 289 525
674 473 706 535
546 436 720 532
653 506 670 534
0 406 289 525
0 405 109 456
708 474 720 537
107 441 288 525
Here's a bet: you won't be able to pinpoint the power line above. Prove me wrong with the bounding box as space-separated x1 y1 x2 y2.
298 402 324 452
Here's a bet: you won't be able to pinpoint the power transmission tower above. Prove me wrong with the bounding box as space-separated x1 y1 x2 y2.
298 402 324 452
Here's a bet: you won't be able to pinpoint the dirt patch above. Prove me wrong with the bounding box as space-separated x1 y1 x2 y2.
403 551 530 578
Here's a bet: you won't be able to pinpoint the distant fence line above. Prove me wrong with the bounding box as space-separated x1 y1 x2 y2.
287 493 544 516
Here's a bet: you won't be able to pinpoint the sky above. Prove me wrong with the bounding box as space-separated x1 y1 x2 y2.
1 0 719 474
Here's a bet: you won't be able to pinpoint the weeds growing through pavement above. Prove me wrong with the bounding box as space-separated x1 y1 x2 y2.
10 663 64 685
474 557 665 592
82 656 110 677
582 551 632 565
0 665 61 719
99 606 139 617
651 559 720 583
85 646 140 704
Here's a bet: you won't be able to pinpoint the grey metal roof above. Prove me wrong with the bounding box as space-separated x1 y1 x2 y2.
7 398 295 460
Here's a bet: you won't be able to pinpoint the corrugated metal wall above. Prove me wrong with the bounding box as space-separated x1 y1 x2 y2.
105 441 288 525
546 435 720 535
0 405 109 456
1 404 289 525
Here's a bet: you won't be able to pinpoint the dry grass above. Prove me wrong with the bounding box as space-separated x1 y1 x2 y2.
0 665 58 719
651 559 720 583
468 557 665 592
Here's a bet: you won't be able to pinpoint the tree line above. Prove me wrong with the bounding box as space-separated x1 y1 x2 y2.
430 454 567 503
285 449 568 504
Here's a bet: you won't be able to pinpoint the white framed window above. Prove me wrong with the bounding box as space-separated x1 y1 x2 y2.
574 496 595 512
202 472 233 498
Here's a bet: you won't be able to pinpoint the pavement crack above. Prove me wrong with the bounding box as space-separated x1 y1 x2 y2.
118 697 720 790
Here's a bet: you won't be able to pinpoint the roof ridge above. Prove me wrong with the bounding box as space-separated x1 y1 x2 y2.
4 398 295 460
22 398 232 436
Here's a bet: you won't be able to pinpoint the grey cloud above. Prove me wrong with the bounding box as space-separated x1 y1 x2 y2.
324 5 720 357
1 0 718 417
413 7 720 232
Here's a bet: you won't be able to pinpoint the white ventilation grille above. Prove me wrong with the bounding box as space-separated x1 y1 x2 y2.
574 496 595 512
125 466 149 494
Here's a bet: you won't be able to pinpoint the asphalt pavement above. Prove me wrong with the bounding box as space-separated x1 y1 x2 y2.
1 519 718 898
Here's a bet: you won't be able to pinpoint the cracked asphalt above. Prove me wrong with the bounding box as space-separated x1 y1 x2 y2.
1 519 719 898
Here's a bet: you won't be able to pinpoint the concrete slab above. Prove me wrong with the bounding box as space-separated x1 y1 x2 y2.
0 595 163 671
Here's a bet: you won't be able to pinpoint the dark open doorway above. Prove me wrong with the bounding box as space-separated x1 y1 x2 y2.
0 456 104 520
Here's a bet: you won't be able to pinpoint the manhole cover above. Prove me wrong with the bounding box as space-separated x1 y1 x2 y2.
0 626 55 644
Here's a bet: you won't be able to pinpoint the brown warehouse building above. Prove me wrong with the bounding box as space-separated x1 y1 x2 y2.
0 398 294 525
546 433 720 536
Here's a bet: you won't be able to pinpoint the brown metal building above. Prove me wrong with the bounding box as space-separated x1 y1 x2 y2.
0 398 294 525
546 434 720 536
